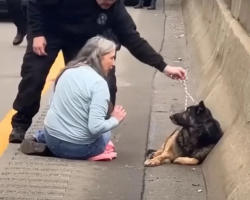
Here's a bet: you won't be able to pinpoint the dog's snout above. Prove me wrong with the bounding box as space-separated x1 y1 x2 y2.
169 115 173 120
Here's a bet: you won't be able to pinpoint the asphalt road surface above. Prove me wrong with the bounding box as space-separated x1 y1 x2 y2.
0 1 207 200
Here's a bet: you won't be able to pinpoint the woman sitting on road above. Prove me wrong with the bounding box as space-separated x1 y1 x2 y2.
20 36 126 160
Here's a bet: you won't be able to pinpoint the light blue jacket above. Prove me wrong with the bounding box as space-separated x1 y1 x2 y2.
44 66 119 145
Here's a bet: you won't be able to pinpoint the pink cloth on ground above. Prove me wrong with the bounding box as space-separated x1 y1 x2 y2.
88 141 117 161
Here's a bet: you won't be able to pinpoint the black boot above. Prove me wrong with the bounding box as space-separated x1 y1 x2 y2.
9 127 26 143
20 138 53 156
13 32 26 46
147 0 156 10
134 0 144 9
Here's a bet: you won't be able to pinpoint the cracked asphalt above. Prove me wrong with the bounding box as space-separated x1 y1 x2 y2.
0 1 207 199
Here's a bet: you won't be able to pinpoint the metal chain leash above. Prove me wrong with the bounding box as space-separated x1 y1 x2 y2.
179 79 198 110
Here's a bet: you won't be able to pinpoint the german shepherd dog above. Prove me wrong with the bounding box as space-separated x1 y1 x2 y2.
144 101 223 167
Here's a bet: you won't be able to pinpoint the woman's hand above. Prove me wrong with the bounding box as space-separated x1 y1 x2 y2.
111 105 127 123
163 65 186 80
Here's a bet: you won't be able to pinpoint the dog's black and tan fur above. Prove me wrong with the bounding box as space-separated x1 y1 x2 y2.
144 101 223 167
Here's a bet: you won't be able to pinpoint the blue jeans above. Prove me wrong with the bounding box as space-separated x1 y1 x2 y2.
35 129 111 160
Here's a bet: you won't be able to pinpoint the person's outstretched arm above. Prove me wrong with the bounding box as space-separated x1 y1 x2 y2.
112 1 167 72
88 80 119 136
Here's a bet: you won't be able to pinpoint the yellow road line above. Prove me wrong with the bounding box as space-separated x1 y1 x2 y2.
0 52 64 157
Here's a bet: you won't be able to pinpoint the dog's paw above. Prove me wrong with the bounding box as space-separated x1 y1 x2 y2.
173 157 181 164
144 159 161 167
144 159 153 166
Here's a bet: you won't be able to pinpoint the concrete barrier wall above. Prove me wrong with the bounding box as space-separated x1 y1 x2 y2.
181 0 250 199
224 0 232 8
229 0 250 35
234 0 250 35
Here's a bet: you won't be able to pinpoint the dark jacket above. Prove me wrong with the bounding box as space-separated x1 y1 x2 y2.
27 0 167 71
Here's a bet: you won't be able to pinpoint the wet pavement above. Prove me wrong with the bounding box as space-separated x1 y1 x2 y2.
0 1 207 199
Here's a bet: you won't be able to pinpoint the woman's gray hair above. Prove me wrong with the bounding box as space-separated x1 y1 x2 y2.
54 36 116 89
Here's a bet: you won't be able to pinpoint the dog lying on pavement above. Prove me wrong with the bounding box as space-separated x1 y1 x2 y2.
144 101 223 167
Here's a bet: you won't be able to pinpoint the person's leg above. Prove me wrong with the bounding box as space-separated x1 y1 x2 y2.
22 4 27 26
134 0 144 9
10 33 61 143
34 129 46 143
86 131 112 158
6 0 26 32
100 131 111 149
44 131 111 160
20 128 54 156
6 0 27 45
147 0 156 10
61 42 83 65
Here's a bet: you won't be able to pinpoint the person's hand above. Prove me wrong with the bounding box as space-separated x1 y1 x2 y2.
163 65 187 80
33 36 47 56
111 105 127 123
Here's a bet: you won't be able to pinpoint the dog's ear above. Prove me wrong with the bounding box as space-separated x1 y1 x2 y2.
197 101 206 113
199 101 205 107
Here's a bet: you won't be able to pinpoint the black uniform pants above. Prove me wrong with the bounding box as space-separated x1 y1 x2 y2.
6 0 27 34
11 34 117 130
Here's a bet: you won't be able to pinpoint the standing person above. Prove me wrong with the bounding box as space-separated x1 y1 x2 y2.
134 0 156 10
6 0 27 45
9 0 186 144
